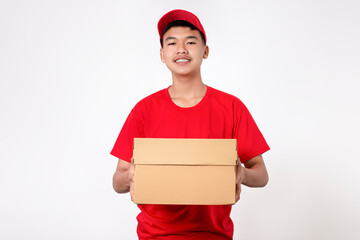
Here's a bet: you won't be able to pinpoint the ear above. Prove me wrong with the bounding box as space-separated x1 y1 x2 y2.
160 48 165 63
203 45 209 59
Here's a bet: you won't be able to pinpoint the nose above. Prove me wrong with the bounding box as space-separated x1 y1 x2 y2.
177 42 188 54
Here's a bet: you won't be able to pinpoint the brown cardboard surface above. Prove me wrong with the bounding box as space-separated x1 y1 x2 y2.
133 138 237 165
133 138 237 205
134 165 235 205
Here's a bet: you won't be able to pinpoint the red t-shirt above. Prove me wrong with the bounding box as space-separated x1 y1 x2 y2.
111 86 270 240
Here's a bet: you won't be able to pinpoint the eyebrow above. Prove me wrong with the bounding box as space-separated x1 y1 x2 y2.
164 36 199 42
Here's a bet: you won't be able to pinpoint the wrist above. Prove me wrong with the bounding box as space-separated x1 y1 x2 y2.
241 167 248 185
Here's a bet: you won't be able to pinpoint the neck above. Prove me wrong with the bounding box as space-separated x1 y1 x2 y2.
170 72 205 99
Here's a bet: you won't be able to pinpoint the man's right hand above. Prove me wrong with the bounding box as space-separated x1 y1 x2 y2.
127 163 135 202
113 159 135 202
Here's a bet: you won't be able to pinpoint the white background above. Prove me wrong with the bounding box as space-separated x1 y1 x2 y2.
1 0 359 239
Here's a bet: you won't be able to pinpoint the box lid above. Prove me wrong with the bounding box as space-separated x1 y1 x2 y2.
133 138 237 166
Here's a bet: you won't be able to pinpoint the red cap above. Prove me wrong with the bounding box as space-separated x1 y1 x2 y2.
157 9 207 45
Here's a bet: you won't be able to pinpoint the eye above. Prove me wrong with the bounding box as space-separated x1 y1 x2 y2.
167 42 176 46
187 42 196 45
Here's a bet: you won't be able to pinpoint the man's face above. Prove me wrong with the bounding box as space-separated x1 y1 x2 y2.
160 26 209 77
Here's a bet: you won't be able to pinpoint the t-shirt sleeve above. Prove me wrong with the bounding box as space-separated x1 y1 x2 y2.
233 99 270 163
110 103 144 163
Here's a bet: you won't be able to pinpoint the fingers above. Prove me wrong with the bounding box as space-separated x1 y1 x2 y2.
236 168 241 183
235 157 242 203
130 184 134 202
129 164 135 202
236 155 240 171
236 163 244 184
235 181 241 203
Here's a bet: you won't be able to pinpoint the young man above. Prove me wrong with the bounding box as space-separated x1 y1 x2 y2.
111 9 270 240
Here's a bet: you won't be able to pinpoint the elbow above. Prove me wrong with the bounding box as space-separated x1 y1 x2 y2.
253 170 269 188
113 180 128 194
258 164 269 187
112 177 125 194
112 171 130 194
261 172 269 187
112 183 122 194
112 172 122 193
112 177 121 193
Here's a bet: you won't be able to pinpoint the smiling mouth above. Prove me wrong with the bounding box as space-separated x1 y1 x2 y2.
175 59 190 63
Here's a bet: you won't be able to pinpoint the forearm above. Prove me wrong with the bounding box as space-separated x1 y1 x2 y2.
113 169 131 193
242 164 269 187
239 155 269 188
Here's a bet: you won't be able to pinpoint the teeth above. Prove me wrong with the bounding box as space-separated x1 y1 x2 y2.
176 59 190 62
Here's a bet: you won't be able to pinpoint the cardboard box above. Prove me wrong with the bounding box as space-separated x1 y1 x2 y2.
132 138 237 205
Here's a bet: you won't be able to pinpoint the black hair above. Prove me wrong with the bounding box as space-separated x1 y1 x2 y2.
160 20 206 47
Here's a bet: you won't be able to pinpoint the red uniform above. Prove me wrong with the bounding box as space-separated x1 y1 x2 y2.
111 86 270 239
